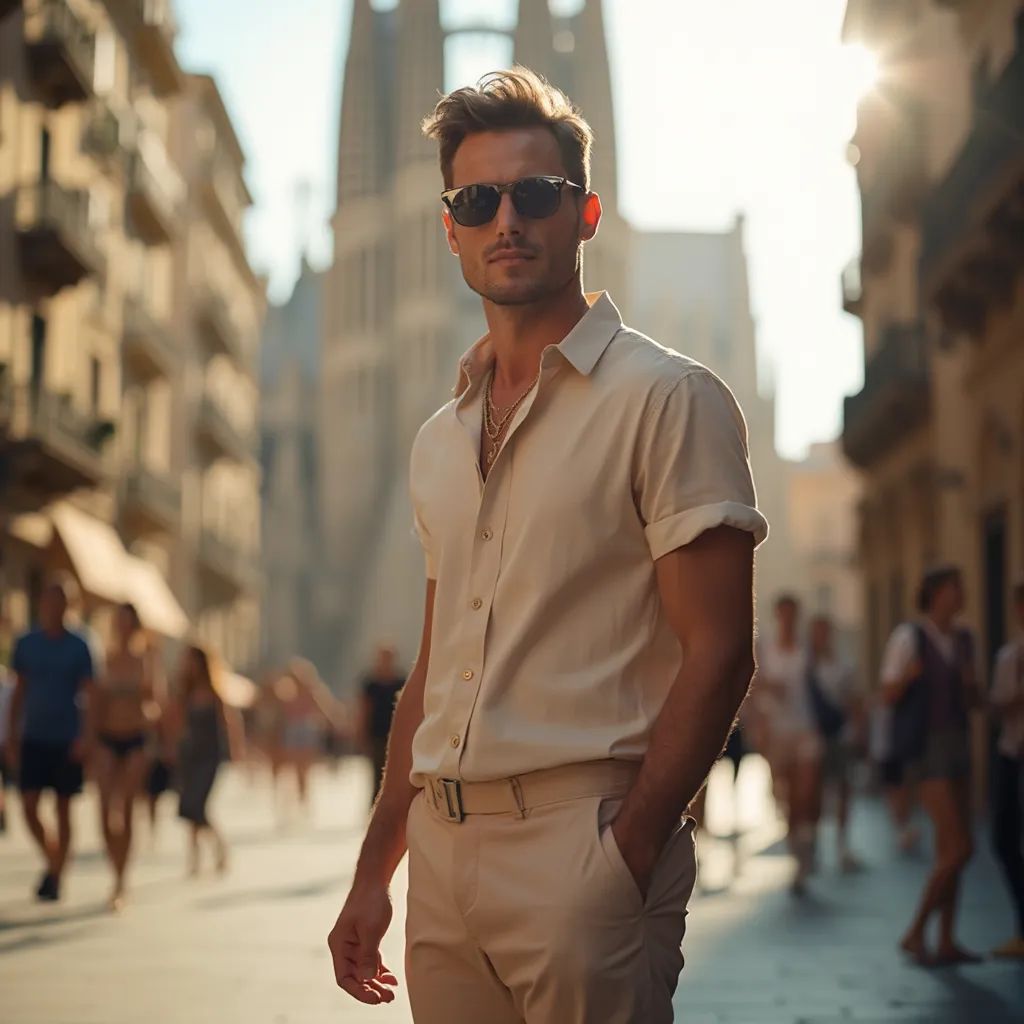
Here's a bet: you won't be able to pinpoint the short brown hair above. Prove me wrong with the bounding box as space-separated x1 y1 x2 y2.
421 66 593 191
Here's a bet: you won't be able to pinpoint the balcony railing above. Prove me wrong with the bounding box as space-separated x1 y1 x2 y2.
841 257 863 316
122 294 177 378
195 285 244 364
24 0 95 108
127 143 184 245
197 394 253 461
1 384 114 496
842 322 930 469
198 526 259 592
919 42 1024 325
15 181 105 294
128 0 182 95
122 461 181 532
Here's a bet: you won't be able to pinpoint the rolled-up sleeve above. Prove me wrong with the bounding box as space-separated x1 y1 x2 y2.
635 368 769 561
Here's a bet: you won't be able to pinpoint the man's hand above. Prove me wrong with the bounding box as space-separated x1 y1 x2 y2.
328 882 397 1005
610 817 660 900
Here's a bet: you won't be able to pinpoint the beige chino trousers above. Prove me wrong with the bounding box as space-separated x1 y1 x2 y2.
405 770 697 1024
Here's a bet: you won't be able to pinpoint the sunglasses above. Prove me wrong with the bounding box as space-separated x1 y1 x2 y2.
441 176 585 227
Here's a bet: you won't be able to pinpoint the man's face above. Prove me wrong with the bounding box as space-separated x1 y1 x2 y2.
443 128 600 306
938 578 965 617
39 587 67 630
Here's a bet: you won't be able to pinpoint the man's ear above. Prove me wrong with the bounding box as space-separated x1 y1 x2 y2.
580 192 602 242
442 209 460 255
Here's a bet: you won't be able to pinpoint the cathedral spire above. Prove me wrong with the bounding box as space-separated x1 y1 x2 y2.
568 0 617 202
395 0 445 169
514 0 561 88
335 0 386 205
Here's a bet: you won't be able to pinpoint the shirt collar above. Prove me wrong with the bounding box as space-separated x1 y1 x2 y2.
452 291 623 398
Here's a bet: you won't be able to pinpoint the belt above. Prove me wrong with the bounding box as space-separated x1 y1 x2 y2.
421 759 641 823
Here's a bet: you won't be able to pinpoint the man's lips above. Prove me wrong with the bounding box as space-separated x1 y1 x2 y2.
488 251 534 263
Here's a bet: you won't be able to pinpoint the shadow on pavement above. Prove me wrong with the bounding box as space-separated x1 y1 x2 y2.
194 872 351 910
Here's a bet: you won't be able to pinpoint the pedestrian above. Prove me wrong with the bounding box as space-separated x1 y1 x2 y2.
172 645 242 877
869 691 921 854
882 565 981 966
990 580 1024 959
4 577 95 901
359 644 406 807
328 67 768 1021
757 594 821 893
93 602 158 911
806 614 865 873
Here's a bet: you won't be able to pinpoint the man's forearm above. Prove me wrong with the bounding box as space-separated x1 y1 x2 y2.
352 668 426 889
615 644 754 863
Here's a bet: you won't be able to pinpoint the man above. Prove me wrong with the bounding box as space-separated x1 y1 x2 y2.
6 577 96 900
359 645 407 807
328 68 768 1022
990 581 1024 959
881 566 980 965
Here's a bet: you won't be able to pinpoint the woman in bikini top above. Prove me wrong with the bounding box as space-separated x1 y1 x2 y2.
94 602 159 910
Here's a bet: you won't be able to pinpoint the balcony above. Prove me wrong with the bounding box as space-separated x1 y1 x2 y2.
198 150 249 255
15 182 105 294
82 100 124 168
127 143 184 245
841 257 863 317
842 322 930 469
196 394 253 461
0 384 115 499
126 0 183 96
122 294 177 378
859 101 927 271
194 285 244 364
24 0 95 108
919 43 1024 334
198 526 260 593
122 461 181 534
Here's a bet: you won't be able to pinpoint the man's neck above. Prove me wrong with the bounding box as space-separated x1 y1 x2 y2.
43 623 66 639
482 279 590 391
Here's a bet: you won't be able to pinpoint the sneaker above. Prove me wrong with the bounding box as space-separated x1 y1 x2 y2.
992 936 1024 960
35 872 59 901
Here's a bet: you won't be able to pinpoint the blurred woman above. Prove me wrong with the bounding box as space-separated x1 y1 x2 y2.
758 594 821 894
93 603 158 910
882 566 980 966
173 646 244 876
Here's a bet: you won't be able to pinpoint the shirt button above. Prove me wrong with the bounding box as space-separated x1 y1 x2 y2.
471 598 483 610
462 669 474 680
449 734 461 748
481 529 493 541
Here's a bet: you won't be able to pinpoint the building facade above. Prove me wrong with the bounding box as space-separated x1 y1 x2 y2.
0 1 262 671
841 0 1024 683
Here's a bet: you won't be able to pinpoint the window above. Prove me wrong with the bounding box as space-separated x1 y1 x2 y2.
30 315 47 393
90 357 102 415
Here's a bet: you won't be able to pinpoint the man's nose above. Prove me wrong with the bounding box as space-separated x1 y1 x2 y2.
494 191 523 236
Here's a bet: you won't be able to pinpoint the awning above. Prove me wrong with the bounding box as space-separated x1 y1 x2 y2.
51 502 130 604
48 501 188 639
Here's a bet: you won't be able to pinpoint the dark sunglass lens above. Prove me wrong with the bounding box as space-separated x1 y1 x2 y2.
451 184 500 226
512 177 561 218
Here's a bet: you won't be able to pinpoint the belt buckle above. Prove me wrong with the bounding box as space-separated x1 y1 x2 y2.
435 778 464 823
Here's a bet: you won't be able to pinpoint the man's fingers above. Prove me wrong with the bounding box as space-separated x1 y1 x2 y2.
338 977 387 1005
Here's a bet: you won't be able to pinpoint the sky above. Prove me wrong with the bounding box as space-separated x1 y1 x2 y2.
173 0 870 460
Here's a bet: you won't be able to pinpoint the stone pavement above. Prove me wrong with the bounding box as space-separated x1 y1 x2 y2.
0 756 1020 1023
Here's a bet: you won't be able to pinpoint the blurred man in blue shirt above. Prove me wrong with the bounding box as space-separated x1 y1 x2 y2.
5 577 95 901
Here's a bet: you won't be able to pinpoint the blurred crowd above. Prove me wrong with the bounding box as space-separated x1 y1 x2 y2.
0 574 407 912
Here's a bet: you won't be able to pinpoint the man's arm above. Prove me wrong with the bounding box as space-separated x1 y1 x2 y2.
611 525 755 893
6 673 25 769
328 578 435 1005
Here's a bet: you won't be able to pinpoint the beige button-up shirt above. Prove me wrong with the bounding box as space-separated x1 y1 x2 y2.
409 292 768 785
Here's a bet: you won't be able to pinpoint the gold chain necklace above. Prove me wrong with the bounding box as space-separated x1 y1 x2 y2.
482 368 539 468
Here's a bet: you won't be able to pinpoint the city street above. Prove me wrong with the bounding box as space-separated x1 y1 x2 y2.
0 757 1020 1024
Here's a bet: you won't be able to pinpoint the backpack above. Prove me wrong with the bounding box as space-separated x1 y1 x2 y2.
890 625 930 763
806 658 846 739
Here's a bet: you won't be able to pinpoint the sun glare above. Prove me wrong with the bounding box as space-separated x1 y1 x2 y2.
842 43 881 100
